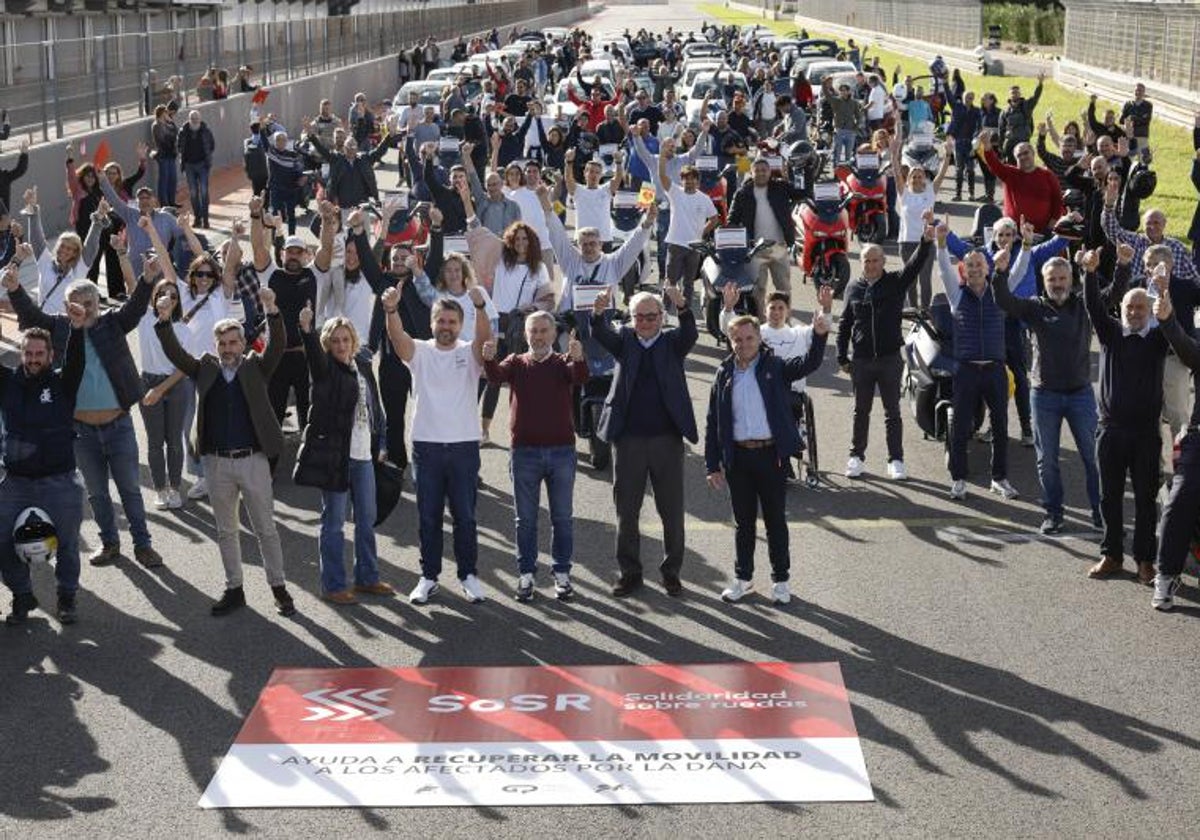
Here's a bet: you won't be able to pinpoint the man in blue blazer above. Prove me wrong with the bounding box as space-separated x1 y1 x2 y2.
704 300 830 606
590 284 697 597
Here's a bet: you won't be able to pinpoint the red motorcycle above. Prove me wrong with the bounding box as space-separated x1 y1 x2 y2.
835 155 889 245
793 184 852 298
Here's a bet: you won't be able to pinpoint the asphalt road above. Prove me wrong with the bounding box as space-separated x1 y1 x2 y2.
3 3 1200 837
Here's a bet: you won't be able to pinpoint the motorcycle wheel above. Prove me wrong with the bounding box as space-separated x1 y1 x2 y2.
865 214 887 244
589 434 611 472
829 252 852 299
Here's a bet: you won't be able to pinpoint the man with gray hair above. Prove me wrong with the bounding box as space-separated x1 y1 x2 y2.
993 250 1101 535
482 311 589 602
5 231 163 571
1081 247 1169 587
155 286 298 618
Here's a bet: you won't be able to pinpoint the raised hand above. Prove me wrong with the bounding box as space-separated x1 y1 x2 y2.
298 299 314 333
480 338 498 361
346 208 365 232
1115 243 1134 266
461 141 475 159
933 221 948 244
565 147 577 163
155 291 174 322
721 281 738 312
137 215 153 232
817 283 834 313
0 264 19 293
567 332 584 362
1076 247 1101 274
136 141 150 161
429 206 445 227
13 241 34 264
248 192 264 215
380 285 401 312
663 283 685 311
67 300 87 329
1020 215 1034 244
813 309 830 336
468 286 485 308
593 287 612 315
258 286 277 314
993 244 1012 273
1154 283 1173 322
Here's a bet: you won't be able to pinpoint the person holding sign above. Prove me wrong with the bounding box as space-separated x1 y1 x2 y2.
659 157 719 311
589 283 696 598
726 155 805 313
705 299 830 605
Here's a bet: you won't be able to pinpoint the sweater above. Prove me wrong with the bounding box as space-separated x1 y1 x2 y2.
484 352 589 447
981 149 1064 233
992 277 1091 392
0 327 83 477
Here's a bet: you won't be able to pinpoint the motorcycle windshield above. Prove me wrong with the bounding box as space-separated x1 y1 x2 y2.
574 308 619 377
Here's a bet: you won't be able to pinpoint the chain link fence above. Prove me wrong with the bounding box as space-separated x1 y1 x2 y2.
2 0 582 142
795 0 983 50
1062 0 1200 93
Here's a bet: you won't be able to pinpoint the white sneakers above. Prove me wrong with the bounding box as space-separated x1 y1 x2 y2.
721 579 791 605
460 574 486 603
887 460 908 480
990 478 1019 500
845 456 865 478
847 458 907 480
408 578 440 604
186 478 209 500
1152 574 1181 611
721 579 754 602
154 488 183 510
950 479 968 499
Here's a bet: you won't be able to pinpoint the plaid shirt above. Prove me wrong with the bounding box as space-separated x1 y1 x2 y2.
1101 208 1199 284
234 260 261 300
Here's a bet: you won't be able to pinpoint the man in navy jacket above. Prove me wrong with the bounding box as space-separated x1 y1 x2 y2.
704 301 829 605
590 284 697 598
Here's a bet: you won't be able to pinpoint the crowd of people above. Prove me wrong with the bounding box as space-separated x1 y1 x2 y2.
1 21 1200 627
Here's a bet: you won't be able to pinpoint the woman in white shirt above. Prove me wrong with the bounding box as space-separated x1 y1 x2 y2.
137 276 195 511
892 132 950 309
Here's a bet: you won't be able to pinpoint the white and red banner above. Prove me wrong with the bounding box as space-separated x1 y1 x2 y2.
199 661 873 808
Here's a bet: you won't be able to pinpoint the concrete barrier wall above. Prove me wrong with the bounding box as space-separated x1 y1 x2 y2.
1062 0 1200 93
3 0 589 232
795 0 981 50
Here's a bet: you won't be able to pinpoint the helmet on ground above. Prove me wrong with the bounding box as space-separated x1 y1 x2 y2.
13 507 57 565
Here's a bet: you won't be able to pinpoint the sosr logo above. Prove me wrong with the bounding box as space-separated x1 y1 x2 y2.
427 693 592 713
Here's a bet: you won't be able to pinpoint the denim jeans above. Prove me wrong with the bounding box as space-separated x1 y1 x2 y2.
1157 431 1200 576
139 372 194 489
953 137 976 195
510 445 576 575
0 472 85 597
833 129 857 164
319 458 379 593
74 414 152 549
182 161 210 221
156 155 178 208
1030 386 1100 519
412 440 480 581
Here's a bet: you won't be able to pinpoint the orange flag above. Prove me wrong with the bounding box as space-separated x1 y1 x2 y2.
93 139 111 169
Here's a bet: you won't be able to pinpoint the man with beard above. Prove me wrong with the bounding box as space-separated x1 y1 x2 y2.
0 300 87 626
249 194 329 441
993 251 1101 535
380 284 492 605
155 286 297 618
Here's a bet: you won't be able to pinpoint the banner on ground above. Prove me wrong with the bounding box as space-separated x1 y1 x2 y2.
199 661 873 808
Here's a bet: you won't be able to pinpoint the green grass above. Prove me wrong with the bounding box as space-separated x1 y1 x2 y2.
700 3 1197 235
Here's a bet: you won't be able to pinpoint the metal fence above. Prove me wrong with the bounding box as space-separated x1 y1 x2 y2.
2 0 582 142
796 0 983 50
1062 0 1200 93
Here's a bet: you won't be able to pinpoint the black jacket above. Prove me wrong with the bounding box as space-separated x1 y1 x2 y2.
12 277 152 410
590 307 699 443
295 330 385 491
704 337 827 472
837 239 931 363
0 151 29 218
0 326 84 477
311 134 393 207
726 178 803 247
1189 126 1200 246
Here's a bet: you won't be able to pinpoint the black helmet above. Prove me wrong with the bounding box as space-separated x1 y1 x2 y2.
1127 168 1157 201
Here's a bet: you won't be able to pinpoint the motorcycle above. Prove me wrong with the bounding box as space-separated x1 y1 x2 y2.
835 153 888 245
690 228 771 343
696 156 734 222
901 121 944 181
793 183 852 298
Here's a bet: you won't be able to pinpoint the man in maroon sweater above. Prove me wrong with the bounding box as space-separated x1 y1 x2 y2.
978 130 1064 234
483 311 589 602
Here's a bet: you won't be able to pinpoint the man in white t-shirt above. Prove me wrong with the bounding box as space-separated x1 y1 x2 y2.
866 75 888 130
565 150 622 249
659 159 719 308
379 284 493 605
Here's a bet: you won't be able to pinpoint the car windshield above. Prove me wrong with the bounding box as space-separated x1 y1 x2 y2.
692 77 748 99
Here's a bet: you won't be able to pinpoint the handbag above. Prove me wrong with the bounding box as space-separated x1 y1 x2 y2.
498 268 531 355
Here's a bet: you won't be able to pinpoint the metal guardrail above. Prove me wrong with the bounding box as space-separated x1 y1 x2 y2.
3 0 580 143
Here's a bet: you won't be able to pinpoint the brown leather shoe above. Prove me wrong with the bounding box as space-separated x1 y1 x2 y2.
353 582 396 596
1087 556 1123 579
323 590 358 606
1136 561 1155 586
134 545 164 569
88 544 122 567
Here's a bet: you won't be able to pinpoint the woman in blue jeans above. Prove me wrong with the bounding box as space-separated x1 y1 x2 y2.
294 308 391 605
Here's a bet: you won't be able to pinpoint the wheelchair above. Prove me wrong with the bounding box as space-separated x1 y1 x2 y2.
790 389 819 488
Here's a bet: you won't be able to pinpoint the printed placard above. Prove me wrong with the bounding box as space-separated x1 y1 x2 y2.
443 236 469 254
714 227 748 250
200 662 873 808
